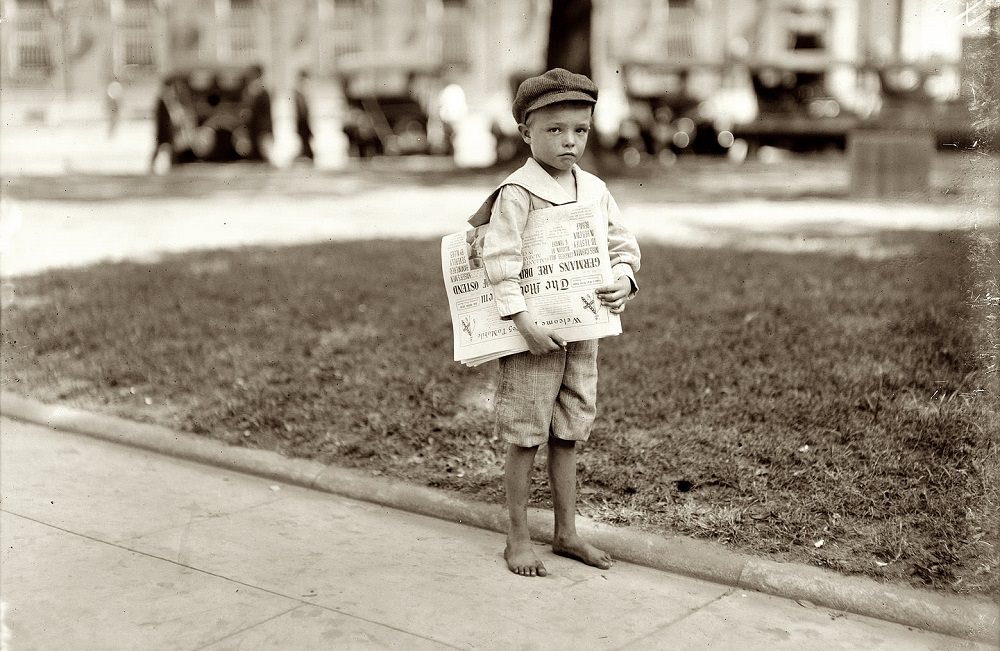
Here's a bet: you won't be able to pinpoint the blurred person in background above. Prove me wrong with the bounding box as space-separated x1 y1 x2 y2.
149 75 199 173
437 80 467 157
150 78 174 173
245 65 274 164
294 69 315 163
150 76 199 173
106 78 123 139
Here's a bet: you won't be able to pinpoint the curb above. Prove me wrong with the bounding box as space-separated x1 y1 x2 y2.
2 391 996 643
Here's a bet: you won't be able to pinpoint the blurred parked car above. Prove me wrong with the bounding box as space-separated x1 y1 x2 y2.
153 64 272 165
876 62 973 146
614 65 728 167
731 66 859 154
340 68 447 158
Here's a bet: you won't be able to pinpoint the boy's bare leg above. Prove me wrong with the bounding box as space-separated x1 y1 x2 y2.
504 443 547 577
548 437 613 570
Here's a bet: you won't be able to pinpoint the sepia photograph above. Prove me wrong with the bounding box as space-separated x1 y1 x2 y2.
1 0 998 648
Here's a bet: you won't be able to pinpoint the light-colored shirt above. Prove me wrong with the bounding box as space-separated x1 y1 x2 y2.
470 157 641 318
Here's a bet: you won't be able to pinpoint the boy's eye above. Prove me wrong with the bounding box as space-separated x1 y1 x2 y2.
548 128 560 134
576 127 590 134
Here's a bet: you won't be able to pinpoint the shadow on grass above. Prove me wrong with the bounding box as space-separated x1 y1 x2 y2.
2 230 997 595
3 151 990 205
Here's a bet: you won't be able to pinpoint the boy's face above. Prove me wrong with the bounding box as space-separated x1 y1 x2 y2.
518 103 592 172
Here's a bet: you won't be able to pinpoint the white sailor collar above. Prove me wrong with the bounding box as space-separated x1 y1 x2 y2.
467 157 606 227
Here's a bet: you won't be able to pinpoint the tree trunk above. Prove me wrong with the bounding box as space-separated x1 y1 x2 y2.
545 0 592 76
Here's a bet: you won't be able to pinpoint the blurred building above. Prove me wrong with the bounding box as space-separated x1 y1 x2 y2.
598 0 992 160
1 0 993 163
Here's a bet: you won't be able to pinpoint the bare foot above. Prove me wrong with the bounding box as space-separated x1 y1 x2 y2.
552 534 613 570
504 538 547 577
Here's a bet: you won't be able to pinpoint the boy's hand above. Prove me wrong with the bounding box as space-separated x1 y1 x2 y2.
596 277 633 314
512 312 567 355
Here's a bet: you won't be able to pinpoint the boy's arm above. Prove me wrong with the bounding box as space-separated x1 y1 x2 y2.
482 185 566 354
595 192 641 313
604 192 641 297
511 312 567 354
595 276 633 314
482 185 531 318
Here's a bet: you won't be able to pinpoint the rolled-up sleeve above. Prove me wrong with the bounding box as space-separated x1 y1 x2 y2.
482 185 531 318
604 192 641 295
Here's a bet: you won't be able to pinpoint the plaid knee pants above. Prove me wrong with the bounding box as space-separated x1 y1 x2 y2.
493 339 599 447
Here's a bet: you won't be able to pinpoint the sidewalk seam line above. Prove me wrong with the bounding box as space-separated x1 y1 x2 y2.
108 496 288 546
3 509 464 650
612 588 736 650
191 604 305 651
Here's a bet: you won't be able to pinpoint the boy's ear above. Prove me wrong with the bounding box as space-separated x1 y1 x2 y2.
517 123 531 144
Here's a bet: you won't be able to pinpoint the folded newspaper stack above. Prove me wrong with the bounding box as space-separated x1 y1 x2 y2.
441 202 622 367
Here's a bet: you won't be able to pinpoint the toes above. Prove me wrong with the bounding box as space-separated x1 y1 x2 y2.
512 563 545 577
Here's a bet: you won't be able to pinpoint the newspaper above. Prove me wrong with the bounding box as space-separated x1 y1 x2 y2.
441 201 622 367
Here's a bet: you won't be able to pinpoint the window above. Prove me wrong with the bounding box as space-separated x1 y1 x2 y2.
780 7 831 55
10 0 53 76
332 0 364 59
441 0 468 66
665 0 697 59
228 0 259 61
115 0 158 70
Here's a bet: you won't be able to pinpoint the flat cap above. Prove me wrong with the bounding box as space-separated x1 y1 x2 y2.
512 68 598 125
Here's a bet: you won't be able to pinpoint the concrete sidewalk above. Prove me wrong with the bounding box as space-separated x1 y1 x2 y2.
1 417 991 650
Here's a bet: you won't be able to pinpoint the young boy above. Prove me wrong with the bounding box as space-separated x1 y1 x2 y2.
470 68 641 577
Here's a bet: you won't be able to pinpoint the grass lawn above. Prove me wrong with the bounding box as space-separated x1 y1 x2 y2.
2 230 997 595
